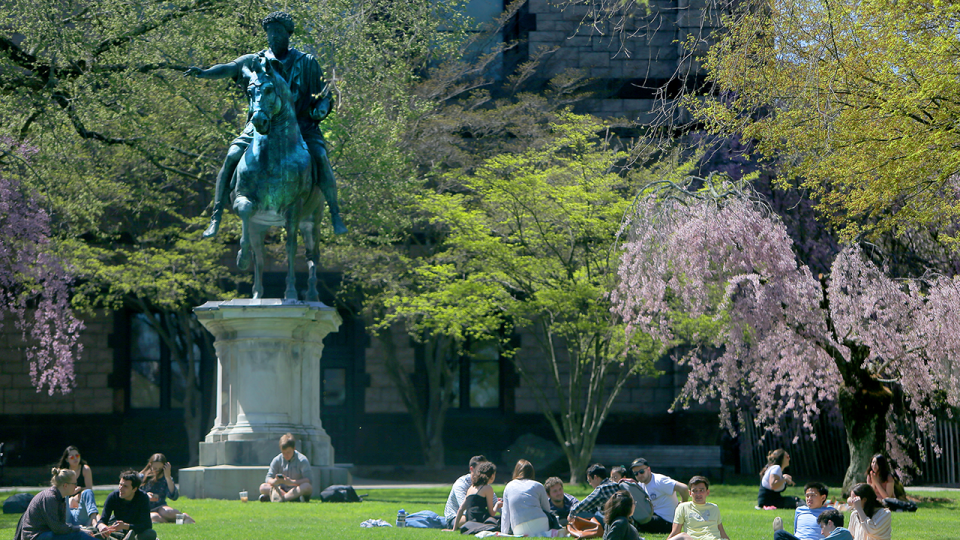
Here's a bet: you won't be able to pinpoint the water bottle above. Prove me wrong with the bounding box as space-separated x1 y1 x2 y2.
396 509 407 527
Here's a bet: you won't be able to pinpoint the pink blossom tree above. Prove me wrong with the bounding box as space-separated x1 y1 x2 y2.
0 139 83 394
612 177 960 492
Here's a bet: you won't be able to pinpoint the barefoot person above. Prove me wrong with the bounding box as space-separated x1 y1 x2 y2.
259 433 313 502
56 447 98 527
139 453 194 524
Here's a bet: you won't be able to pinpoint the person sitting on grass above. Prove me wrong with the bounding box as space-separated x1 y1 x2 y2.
772 481 831 540
453 462 498 529
96 471 157 540
545 476 579 525
847 484 891 540
15 468 108 540
138 453 194 524
56 447 98 528
816 509 852 540
668 476 730 540
444 455 499 530
602 491 640 540
758 449 800 509
568 464 621 525
259 433 313 503
610 466 628 483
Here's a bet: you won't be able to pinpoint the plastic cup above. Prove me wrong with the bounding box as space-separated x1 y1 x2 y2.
176 514 184 525
240 490 248 503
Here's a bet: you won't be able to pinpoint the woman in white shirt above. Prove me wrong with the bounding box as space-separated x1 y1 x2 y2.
847 483 892 540
500 460 557 537
757 449 801 509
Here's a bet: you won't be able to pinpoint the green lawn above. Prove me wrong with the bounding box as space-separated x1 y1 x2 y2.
1 484 955 540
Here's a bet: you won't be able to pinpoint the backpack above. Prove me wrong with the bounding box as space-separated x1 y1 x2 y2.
318 484 363 502
618 480 654 525
3 493 33 514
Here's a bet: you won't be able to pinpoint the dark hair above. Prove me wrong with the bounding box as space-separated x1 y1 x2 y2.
611 466 627 479
261 11 295 34
803 481 828 498
603 490 635 526
688 475 710 490
760 449 788 476
852 483 883 518
544 477 563 492
120 470 142 490
817 508 844 528
472 462 497 487
869 454 892 483
139 453 167 485
629 458 649 470
469 455 488 469
57 446 88 470
513 459 535 480
586 463 608 480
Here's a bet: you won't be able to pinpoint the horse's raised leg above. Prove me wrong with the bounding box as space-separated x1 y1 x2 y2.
284 210 301 301
301 213 320 302
235 195 255 271
250 221 267 299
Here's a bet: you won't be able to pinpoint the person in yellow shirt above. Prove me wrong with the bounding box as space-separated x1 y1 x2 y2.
669 476 731 540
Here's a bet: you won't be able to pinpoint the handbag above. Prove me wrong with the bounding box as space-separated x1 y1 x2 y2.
566 516 603 539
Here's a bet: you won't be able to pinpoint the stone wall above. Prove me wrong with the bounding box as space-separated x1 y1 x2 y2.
525 0 721 123
0 310 117 415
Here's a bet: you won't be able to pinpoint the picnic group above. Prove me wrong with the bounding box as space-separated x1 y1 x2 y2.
12 435 906 540
439 448 905 540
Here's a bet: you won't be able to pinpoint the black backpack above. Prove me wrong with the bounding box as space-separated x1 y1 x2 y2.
318 484 363 502
618 481 654 525
3 493 33 514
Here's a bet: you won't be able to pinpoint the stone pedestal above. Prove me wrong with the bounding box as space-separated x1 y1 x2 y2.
180 298 350 499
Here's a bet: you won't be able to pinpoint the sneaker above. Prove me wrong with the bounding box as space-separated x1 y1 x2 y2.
259 493 270 503
773 517 783 532
301 494 310 503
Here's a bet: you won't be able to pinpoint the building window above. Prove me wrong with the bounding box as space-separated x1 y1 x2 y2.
451 338 502 409
129 313 196 410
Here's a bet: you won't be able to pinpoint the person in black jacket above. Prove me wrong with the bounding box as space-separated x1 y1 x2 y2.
96 471 156 540
602 491 640 540
15 469 104 540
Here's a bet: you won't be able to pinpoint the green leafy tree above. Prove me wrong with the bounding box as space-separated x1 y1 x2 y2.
694 0 960 245
406 112 661 482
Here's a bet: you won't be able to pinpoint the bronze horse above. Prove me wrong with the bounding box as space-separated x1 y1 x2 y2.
232 56 325 301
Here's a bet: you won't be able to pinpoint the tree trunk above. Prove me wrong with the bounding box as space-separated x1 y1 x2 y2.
837 384 891 496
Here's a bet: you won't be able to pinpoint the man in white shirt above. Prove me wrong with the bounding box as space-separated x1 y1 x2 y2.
630 458 689 534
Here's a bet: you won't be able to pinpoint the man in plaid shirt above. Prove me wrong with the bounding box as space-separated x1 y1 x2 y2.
568 464 622 524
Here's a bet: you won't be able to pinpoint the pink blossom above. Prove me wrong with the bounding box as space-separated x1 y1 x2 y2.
0 141 83 394
613 185 960 467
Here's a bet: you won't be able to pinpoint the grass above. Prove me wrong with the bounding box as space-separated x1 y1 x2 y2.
1 484 956 540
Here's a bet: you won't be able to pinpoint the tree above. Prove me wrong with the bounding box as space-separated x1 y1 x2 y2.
0 139 83 395
1 0 471 463
613 177 960 492
694 0 960 245
410 112 661 482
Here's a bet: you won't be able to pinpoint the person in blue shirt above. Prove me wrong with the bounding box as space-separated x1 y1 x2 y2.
772 482 831 540
816 509 853 540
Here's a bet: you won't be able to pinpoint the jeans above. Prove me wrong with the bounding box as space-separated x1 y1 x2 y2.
67 490 98 526
774 531 801 540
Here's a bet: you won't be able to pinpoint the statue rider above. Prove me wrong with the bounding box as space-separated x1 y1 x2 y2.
186 11 347 237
